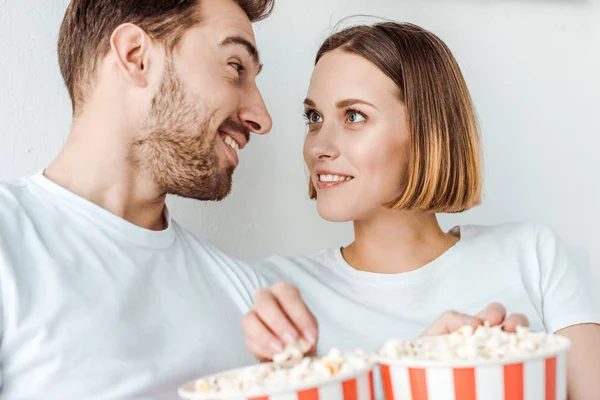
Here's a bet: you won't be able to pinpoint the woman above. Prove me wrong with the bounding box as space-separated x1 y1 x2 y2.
244 22 600 397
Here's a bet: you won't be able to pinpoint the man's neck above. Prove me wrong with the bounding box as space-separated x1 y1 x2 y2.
45 110 167 231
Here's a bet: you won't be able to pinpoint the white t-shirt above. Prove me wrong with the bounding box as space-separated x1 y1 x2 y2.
0 173 262 399
256 223 600 355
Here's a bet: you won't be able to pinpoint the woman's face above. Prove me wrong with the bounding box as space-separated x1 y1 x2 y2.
303 50 410 222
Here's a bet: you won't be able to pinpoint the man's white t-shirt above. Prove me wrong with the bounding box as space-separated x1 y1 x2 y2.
257 223 600 355
0 173 262 399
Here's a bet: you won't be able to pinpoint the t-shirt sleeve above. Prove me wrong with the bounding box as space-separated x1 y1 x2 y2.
253 256 297 286
199 242 268 312
222 256 268 311
0 236 7 390
535 224 600 333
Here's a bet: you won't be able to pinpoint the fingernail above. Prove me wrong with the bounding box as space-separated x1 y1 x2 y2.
282 331 297 345
270 341 284 353
489 309 503 322
303 329 316 345
464 316 481 325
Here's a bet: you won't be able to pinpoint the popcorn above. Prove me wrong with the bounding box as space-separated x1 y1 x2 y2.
192 345 372 395
273 338 312 364
378 323 564 362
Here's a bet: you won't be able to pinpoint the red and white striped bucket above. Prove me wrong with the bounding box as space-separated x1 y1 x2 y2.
178 363 376 400
377 335 571 400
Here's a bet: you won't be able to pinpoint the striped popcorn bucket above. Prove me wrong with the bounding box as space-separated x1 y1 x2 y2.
178 363 377 400
376 335 571 400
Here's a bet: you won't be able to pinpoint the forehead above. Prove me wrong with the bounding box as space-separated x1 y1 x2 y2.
308 51 399 103
195 0 256 44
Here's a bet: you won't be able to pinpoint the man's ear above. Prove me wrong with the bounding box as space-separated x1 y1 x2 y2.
109 23 152 88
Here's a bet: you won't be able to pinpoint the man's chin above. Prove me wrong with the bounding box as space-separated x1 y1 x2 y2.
168 170 233 201
210 182 232 201
170 187 231 202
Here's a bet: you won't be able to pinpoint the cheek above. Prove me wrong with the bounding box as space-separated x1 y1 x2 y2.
354 137 408 201
179 60 240 114
207 82 239 112
303 136 313 168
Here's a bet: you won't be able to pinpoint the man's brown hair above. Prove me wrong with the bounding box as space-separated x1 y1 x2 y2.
57 0 274 114
309 22 483 213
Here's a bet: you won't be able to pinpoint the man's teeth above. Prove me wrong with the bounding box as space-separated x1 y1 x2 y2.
319 174 353 182
223 134 240 152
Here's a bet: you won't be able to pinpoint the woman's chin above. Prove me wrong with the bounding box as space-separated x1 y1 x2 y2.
317 202 355 223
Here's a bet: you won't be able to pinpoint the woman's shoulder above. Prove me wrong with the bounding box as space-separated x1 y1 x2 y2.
459 221 558 246
460 221 532 237
458 222 581 268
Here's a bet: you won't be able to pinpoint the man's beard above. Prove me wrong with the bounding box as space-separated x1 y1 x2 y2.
129 59 234 201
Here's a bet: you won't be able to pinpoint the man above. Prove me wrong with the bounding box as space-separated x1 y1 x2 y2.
0 0 274 398
0 0 529 398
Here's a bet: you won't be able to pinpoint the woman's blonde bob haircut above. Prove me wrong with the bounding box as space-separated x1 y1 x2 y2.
308 22 482 213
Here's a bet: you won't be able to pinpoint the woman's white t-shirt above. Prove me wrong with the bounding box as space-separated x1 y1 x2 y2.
256 223 600 355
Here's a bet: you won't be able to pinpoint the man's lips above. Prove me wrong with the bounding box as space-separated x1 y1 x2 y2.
219 130 247 150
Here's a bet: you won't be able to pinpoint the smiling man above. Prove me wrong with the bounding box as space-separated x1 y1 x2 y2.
0 0 273 398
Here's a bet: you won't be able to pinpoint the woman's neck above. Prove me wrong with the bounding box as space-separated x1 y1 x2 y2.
342 208 459 274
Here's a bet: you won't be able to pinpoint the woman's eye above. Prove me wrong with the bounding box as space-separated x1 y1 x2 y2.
304 111 323 124
347 111 366 123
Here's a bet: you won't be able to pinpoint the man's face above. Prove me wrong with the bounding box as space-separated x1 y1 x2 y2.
131 0 272 201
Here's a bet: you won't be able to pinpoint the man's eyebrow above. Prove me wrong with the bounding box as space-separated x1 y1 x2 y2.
220 36 263 74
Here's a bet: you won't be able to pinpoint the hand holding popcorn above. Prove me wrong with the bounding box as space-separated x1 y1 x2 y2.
242 282 319 361
421 302 529 337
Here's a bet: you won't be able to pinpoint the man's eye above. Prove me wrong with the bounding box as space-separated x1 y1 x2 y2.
229 62 244 74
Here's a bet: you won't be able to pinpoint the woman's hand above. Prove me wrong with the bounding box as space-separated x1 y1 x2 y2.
421 303 529 336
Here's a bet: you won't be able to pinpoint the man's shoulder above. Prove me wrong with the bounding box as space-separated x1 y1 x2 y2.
172 221 243 262
0 177 37 269
0 176 28 197
170 220 262 282
0 176 33 218
253 249 335 285
171 220 265 303
0 174 62 246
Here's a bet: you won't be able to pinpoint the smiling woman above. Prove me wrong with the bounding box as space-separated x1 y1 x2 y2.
251 21 600 400
305 23 481 218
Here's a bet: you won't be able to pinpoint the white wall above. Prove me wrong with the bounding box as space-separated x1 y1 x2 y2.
1 0 599 266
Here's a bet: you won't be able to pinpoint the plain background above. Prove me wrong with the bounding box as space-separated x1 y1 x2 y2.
1 0 598 268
